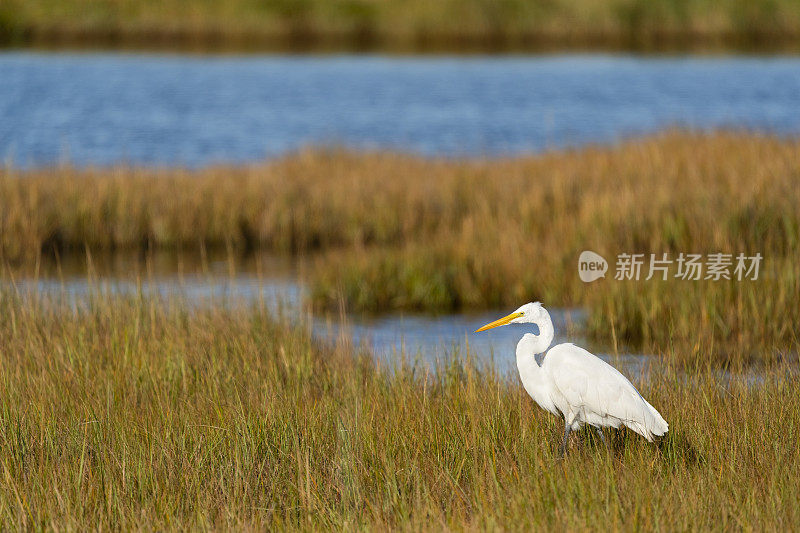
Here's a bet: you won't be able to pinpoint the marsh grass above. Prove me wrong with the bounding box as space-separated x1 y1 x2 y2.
3 0 800 51
2 131 799 363
0 288 798 529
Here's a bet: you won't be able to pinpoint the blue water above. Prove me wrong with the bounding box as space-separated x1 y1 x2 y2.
2 52 800 167
10 272 637 376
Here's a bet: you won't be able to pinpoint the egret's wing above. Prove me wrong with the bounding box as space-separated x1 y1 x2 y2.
544 343 668 440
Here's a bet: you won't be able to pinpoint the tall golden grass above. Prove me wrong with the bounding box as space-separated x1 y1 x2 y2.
2 131 798 363
0 290 798 529
3 132 798 260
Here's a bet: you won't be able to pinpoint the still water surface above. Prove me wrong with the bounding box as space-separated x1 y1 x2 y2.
3 53 800 167
6 254 645 375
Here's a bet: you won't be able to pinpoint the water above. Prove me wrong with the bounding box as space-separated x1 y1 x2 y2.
4 257 647 376
3 52 800 167
315 307 587 370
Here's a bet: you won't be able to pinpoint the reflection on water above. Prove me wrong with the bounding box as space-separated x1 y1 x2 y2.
3 253 652 378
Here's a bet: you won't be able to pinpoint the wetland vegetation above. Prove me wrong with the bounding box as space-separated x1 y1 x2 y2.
2 131 798 366
0 291 798 529
2 0 800 51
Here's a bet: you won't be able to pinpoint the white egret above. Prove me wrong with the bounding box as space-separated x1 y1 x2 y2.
476 302 667 456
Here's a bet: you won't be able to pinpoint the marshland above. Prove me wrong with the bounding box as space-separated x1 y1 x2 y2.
2 27 800 532
4 132 799 365
3 0 800 51
3 130 800 528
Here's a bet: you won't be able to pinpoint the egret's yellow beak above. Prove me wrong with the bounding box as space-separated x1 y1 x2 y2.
475 311 523 332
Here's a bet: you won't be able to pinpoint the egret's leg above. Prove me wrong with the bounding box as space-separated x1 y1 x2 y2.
558 423 572 458
595 427 609 450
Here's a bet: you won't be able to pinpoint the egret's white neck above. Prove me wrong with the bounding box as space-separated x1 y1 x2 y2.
523 311 555 355
514 310 559 416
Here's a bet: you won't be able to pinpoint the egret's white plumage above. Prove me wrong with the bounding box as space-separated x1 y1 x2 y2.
476 302 667 455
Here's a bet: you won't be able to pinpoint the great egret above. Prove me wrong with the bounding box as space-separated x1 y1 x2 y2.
476 302 667 456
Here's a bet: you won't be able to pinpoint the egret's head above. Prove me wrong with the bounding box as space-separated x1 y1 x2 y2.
475 302 547 332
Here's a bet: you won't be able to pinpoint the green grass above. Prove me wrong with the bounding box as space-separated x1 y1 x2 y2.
0 289 798 529
2 0 800 50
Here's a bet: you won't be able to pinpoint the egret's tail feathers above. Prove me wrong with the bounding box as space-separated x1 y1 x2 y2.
646 400 669 434
620 400 668 442
634 400 669 441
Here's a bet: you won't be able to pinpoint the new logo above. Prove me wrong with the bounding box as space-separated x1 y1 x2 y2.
578 251 608 282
